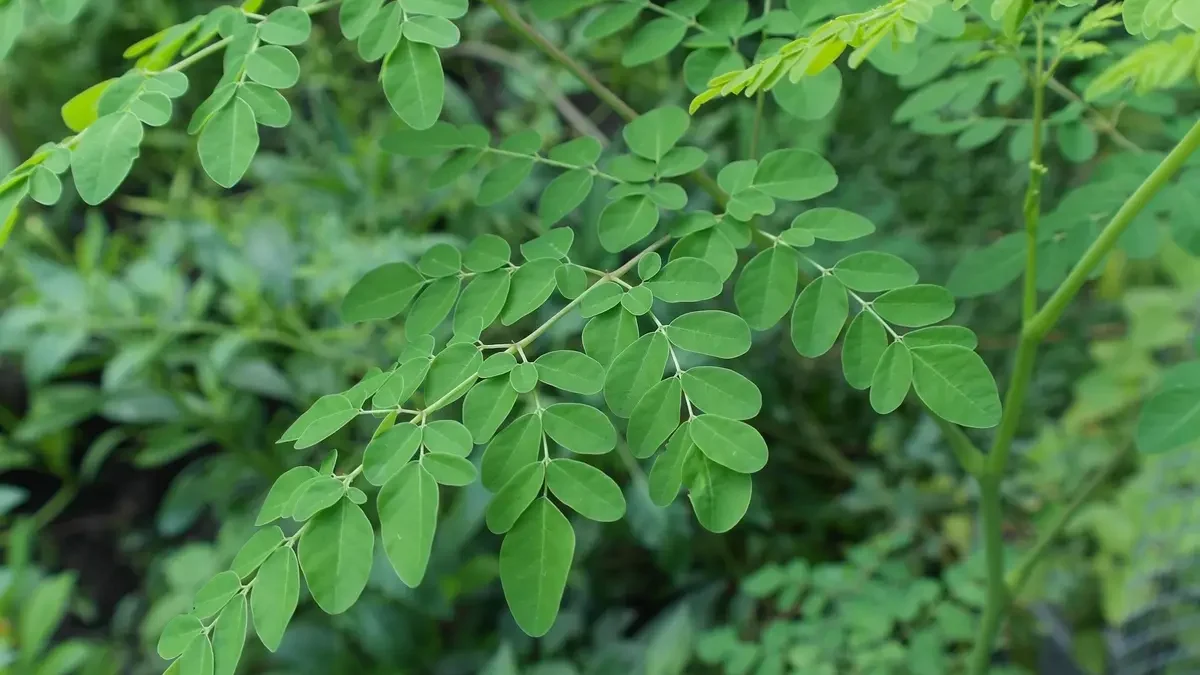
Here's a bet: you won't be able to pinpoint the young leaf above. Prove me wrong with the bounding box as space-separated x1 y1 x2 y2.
910 345 1002 428
422 452 478 486
842 312 889 390
70 111 143 205
638 252 663 280
255 466 319 525
543 403 617 455
681 367 761 420
627 377 682 458
873 285 955 327
406 276 460 337
583 306 641 366
604 331 669 418
646 257 723 302
250 547 299 652
790 276 849 357
649 423 693 506
598 195 659 253
500 498 575 637
788 208 875 242
379 462 438 586
486 462 545 534
832 252 919 292
735 246 799 330
622 106 690 161
211 595 247 675
870 341 913 415
687 453 752 533
547 458 626 521
455 269 511 333
341 262 425 323
501 258 559 325
383 39 444 130
481 413 543 491
231 526 284 578
463 377 518 443
363 423 422 486
666 311 752 359
300 498 374 614
752 149 837 201
690 414 768 473
535 350 605 395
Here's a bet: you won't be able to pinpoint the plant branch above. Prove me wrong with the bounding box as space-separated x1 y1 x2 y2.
932 416 985 476
1046 77 1144 155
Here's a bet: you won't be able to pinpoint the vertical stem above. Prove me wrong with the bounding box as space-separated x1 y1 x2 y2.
1021 18 1046 323
749 0 771 159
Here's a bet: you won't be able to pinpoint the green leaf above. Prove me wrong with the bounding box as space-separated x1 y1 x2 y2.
622 17 687 66
672 227 738 280
480 352 518 378
455 269 511 333
535 350 605 394
341 262 425 323
486 462 545 534
903 325 978 349
178 635 214 675
358 2 403 61
482 413 543 491
211 595 246 675
658 146 708 177
129 92 172 127
627 377 682 458
423 419 474 456
649 423 693 506
599 195 659 253
425 343 482 404
400 0 468 18
648 183 688 210
236 84 291 128
842 312 889 390
501 258 559 325
547 458 626 521
290 476 345 521
198 98 259 188
20 574 74 660
363 423 422 486
548 136 603 165
604 331 669 418
539 169 594 226
379 462 438 586
690 414 767 473
543 403 617 455
192 571 240 619
666 311 751 359
1137 375 1200 454
521 227 575 261
583 2 641 39
29 166 62 206
373 357 431 408
70 111 142 205
910 345 1002 428
478 156 533 206
231 526 283 578
583 306 641 367
870 341 912 415
299 498 374 614
646 257 722 302
621 285 654 315
250 547 299 651
752 149 837 201
383 39 444 130
159 615 204 659
946 234 1024 298
638 252 663 280
681 367 760 420
790 276 848 357
405 277 460 337
340 0 383 38
623 107 690 161
788 208 875 242
260 6 312 45
403 14 460 48
956 119 1006 150
464 234 511 272
500 498 575 637
833 252 919 292
606 153 657 182
735 246 799 330
464 377 519 443
580 281 625 318
288 394 358 450
556 263 589 299
422 452 478 486
774 66 842 120
686 453 752 533
873 285 955 327
418 243 462 277
255 466 319 525
246 45 301 89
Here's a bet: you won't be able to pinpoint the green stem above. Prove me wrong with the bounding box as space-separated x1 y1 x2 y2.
969 474 1007 675
932 417 985 476
1021 18 1046 323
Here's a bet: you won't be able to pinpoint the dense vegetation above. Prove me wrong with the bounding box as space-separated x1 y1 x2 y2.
2 0 1200 674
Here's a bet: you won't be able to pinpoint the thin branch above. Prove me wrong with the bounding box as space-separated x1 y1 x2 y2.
1047 77 1145 155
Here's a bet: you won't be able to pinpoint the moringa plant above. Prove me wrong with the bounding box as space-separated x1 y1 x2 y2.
2 0 1200 674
